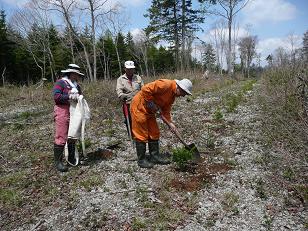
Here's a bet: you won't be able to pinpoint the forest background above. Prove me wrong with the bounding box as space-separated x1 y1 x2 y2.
0 0 306 85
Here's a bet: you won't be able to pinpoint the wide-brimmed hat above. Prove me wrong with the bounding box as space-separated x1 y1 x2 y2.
61 63 84 76
124 61 135 69
175 78 192 95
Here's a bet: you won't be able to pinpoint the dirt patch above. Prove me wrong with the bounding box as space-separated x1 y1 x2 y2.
170 160 233 191
87 148 115 161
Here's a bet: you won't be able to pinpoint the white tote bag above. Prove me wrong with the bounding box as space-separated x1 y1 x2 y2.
65 96 91 165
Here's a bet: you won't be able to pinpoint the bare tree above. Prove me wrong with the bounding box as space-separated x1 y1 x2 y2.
210 0 250 75
81 0 119 81
238 35 257 77
10 2 53 81
41 0 93 80
41 0 118 81
106 9 128 75
273 47 289 67
209 19 227 74
287 31 297 67
134 30 150 77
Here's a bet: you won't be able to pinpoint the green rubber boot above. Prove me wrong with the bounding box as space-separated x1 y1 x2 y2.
136 141 153 168
149 140 171 165
54 144 68 172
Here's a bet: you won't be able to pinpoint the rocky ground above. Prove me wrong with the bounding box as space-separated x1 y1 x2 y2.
0 78 307 230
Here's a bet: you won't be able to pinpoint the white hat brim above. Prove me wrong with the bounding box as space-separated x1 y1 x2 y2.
61 68 84 76
175 79 192 95
125 65 135 69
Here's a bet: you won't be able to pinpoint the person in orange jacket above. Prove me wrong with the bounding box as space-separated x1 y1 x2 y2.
130 78 193 168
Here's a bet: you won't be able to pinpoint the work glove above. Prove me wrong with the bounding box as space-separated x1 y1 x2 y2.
78 95 84 100
69 93 79 101
70 88 78 94
147 101 159 112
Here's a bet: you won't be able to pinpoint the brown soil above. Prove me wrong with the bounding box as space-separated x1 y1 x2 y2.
87 148 115 160
170 158 233 192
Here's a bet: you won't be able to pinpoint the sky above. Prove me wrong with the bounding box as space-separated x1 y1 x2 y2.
1 0 307 66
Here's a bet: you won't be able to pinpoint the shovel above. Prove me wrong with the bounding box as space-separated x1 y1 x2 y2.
123 103 132 141
160 114 201 163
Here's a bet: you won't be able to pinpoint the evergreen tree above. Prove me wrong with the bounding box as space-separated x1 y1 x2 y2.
145 0 181 69
202 43 216 71
125 32 135 61
97 30 118 79
0 10 12 84
115 32 128 74
145 0 209 70
48 24 71 79
155 46 175 73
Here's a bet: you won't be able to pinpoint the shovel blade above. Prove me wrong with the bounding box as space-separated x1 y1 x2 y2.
185 143 201 163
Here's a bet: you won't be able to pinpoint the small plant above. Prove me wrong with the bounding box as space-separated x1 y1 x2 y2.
283 167 294 180
172 147 193 170
263 214 273 230
206 125 215 149
131 217 146 230
79 176 104 191
224 92 243 112
213 108 224 121
221 192 239 213
255 178 267 200
0 188 22 206
241 80 256 93
18 111 31 120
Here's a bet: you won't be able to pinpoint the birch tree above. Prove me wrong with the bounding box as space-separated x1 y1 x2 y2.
209 0 250 75
10 2 54 82
238 35 257 77
41 0 118 81
209 19 227 74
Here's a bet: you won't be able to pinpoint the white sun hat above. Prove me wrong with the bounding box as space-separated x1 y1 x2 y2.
61 69 84 76
68 64 81 70
175 78 192 95
61 63 84 76
124 60 135 69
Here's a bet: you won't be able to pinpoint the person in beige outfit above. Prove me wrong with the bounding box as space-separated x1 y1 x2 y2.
116 61 143 139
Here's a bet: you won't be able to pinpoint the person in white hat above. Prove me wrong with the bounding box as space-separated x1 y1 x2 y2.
52 64 84 172
116 61 144 140
130 78 192 168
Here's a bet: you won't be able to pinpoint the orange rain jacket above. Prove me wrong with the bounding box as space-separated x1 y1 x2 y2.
130 79 177 142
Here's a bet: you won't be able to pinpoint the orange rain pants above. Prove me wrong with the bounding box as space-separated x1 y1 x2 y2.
130 79 177 142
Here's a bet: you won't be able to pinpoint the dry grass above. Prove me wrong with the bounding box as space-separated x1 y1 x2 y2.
258 67 308 207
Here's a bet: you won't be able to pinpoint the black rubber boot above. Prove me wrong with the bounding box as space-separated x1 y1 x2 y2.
136 141 153 168
68 142 77 165
149 140 171 165
54 144 68 172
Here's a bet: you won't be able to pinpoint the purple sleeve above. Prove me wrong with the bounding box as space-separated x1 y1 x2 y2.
53 80 70 104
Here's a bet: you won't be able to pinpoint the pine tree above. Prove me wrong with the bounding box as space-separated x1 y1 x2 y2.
125 32 135 61
202 43 216 71
145 0 207 70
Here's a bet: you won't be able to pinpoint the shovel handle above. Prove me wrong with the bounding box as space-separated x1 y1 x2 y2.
123 103 132 141
160 114 189 147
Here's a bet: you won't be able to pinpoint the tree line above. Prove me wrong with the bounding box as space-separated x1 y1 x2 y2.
0 0 307 85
